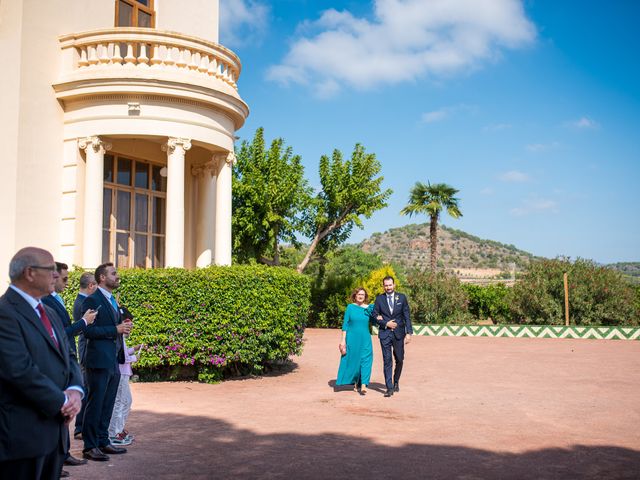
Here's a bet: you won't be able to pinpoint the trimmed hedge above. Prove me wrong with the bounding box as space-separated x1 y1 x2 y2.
62 265 310 382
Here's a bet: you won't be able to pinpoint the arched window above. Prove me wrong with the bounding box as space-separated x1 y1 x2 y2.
102 154 166 268
115 0 155 28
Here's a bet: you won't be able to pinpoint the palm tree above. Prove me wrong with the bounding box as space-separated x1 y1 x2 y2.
400 182 462 271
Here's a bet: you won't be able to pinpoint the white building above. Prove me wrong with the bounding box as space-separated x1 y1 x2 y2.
0 0 249 272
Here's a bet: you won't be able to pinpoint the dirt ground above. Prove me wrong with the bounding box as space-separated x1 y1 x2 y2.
66 329 640 479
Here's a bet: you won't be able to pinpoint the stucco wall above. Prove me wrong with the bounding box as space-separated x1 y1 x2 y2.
0 0 230 272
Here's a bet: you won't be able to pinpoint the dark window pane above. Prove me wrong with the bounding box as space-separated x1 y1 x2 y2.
117 158 132 186
136 0 149 6
116 232 129 268
135 162 149 189
151 166 166 192
135 193 148 232
152 236 164 268
134 234 147 268
102 230 110 263
116 190 131 230
118 0 133 26
104 154 114 183
152 196 165 234
138 10 152 27
103 188 112 229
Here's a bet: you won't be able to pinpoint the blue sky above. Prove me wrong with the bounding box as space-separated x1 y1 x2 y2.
220 0 639 264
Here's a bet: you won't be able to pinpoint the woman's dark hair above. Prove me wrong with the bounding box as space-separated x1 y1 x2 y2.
350 287 369 303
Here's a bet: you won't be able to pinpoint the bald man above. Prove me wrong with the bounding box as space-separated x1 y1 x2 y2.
0 247 84 480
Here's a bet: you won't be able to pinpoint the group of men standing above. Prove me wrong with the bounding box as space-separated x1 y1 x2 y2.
0 247 131 479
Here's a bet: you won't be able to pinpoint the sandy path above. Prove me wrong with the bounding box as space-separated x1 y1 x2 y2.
66 328 640 479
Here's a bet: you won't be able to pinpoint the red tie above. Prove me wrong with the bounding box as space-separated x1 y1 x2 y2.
36 303 59 349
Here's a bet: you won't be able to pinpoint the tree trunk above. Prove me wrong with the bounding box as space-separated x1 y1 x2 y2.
272 226 280 266
430 215 438 271
297 233 321 273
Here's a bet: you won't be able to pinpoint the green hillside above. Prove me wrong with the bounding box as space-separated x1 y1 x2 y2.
359 222 536 274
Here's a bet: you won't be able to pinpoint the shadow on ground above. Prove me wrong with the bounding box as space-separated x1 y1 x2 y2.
70 410 640 480
328 379 388 393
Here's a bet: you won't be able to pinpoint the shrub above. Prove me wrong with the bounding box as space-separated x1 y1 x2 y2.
508 258 639 326
462 283 511 323
406 270 473 324
362 264 401 299
62 265 310 382
305 246 383 328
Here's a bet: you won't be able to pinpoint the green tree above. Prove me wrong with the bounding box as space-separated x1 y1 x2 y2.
509 257 639 326
406 270 472 324
400 182 462 271
308 246 384 327
297 144 392 273
233 128 312 265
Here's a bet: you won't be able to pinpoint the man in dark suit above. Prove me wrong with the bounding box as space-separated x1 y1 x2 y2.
0 247 84 480
42 262 97 471
81 262 131 461
72 272 98 439
371 275 413 397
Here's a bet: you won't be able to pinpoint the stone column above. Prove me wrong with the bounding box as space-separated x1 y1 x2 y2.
214 151 234 266
192 159 217 267
162 137 191 268
79 136 111 268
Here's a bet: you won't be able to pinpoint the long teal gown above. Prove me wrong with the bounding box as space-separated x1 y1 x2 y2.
336 304 374 386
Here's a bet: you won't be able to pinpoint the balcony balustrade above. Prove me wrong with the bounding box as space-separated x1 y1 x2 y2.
57 27 241 91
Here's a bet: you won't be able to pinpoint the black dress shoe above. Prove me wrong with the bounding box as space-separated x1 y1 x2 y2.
64 455 88 466
394 382 400 392
60 470 70 478
100 444 127 454
83 448 109 461
384 389 394 397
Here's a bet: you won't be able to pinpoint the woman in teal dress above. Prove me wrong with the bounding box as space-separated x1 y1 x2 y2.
336 287 374 394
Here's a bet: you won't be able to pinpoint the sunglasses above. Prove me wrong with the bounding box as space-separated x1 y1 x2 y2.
30 265 57 272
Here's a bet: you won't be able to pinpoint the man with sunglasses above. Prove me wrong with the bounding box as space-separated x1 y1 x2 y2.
43 262 98 474
0 247 84 480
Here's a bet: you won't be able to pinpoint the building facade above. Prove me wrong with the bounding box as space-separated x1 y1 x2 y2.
0 0 248 272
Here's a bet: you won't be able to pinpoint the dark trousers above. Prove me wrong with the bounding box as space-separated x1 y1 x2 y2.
74 366 88 435
82 367 119 450
0 444 63 480
380 333 405 390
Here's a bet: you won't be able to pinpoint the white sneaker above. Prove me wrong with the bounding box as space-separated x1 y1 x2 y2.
110 436 132 446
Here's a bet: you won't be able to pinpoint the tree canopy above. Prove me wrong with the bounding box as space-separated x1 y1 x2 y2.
297 144 392 273
232 128 312 265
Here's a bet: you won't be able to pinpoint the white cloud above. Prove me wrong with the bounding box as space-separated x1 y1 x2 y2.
526 141 560 152
510 197 558 216
499 170 530 182
480 187 494 195
422 109 450 123
219 0 270 47
420 104 474 123
483 123 512 132
566 116 599 130
267 0 536 96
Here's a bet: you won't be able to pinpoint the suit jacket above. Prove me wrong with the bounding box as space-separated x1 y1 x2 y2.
73 293 89 365
0 287 83 461
42 294 87 357
371 292 413 340
82 290 124 370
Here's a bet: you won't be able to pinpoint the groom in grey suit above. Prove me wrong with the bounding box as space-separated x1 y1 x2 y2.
371 276 412 397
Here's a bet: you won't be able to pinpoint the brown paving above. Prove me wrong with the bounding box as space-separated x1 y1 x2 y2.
66 329 640 479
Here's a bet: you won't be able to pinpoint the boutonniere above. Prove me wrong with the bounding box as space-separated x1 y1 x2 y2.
395 295 399 301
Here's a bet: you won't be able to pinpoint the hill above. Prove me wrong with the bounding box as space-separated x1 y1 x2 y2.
360 223 537 277
607 262 640 284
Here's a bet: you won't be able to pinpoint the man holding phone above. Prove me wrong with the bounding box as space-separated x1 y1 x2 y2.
81 263 132 461
42 263 98 473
